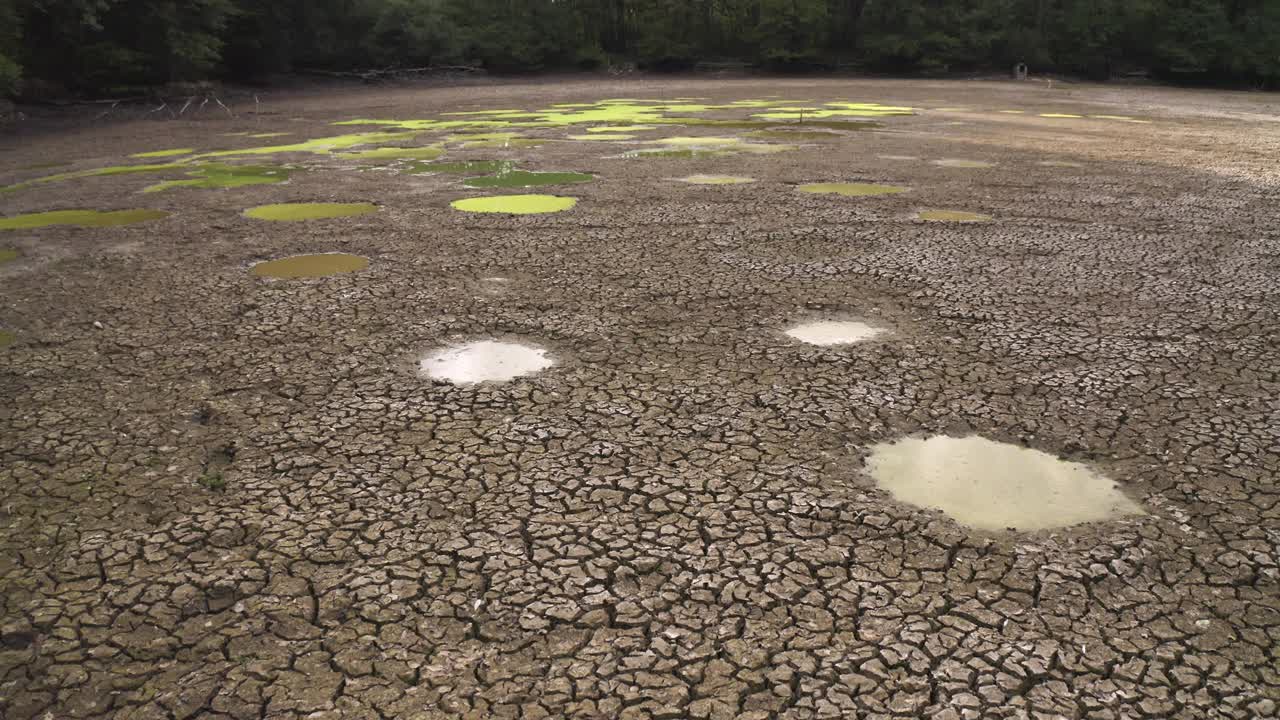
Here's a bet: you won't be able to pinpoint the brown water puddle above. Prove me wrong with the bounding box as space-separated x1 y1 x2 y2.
865 435 1146 531
251 253 369 278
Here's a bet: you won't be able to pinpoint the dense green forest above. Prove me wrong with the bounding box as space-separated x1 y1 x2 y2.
1 0 1278 97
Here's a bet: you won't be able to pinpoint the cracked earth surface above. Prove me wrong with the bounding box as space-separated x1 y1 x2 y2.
1 78 1278 719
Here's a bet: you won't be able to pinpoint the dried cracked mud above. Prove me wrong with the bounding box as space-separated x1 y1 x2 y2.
1 78 1278 720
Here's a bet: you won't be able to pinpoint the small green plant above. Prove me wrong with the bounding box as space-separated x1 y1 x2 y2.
197 471 226 492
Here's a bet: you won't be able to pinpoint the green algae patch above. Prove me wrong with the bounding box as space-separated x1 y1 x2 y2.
0 209 169 230
200 131 421 159
934 159 995 169
406 160 514 175
4 162 188 193
251 252 369 278
463 170 592 189
451 194 577 215
131 148 196 159
0 248 18 264
0 330 14 348
142 163 292 193
798 183 907 197
250 132 291 138
919 210 991 222
244 202 378 222
338 145 445 162
680 175 756 185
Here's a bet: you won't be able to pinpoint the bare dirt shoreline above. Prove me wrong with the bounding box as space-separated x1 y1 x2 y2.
1 78 1277 719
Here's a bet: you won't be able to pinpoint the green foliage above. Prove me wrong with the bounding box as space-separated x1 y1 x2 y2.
4 0 1280 97
197 471 226 492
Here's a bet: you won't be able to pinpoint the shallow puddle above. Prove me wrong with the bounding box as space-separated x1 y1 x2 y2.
586 125 656 133
243 202 378 221
568 134 637 141
251 253 369 278
451 195 577 214
143 163 292 193
650 136 743 147
918 210 991 222
786 320 885 345
933 159 995 169
0 209 169 230
798 183 908 197
448 133 546 149
131 148 195 158
865 435 1145 531
879 155 918 161
747 130 841 140
622 148 732 159
419 340 554 384
338 145 445 161
463 170 592 188
0 248 18 264
679 175 756 185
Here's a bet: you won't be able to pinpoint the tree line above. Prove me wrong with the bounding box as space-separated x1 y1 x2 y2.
1 0 1278 98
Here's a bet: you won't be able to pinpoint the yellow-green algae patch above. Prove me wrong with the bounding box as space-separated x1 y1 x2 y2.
243 202 378 222
142 163 292 193
679 175 756 185
251 253 369 278
250 132 291 138
798 183 908 197
752 102 913 120
919 210 991 222
131 148 196 159
0 330 14 348
934 159 995 169
338 145 445 161
0 209 169 230
0 248 18 264
1040 113 1083 119
451 195 577 215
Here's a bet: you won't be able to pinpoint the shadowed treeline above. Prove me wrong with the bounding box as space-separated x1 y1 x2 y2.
2 0 1278 97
